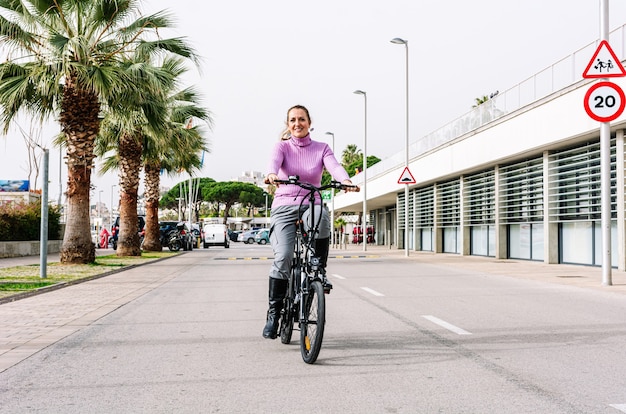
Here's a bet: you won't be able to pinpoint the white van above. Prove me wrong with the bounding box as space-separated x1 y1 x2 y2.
203 224 230 248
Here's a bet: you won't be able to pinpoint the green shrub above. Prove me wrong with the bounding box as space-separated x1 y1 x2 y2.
0 200 61 241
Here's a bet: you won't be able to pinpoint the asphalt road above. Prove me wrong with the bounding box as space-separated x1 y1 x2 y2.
1 243 626 413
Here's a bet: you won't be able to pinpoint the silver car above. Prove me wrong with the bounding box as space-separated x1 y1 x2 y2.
238 229 260 244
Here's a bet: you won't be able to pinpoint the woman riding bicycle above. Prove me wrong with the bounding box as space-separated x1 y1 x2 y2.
263 104 358 340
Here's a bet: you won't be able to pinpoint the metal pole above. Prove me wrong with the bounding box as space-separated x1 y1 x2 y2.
40 148 49 278
362 94 368 252
325 131 335 247
178 186 182 222
110 184 117 232
188 176 194 247
58 144 62 209
600 0 612 285
98 190 102 233
403 41 410 256
354 90 367 252
392 37 411 256
331 134 335 248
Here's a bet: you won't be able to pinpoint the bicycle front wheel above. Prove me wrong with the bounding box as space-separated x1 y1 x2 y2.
300 280 325 364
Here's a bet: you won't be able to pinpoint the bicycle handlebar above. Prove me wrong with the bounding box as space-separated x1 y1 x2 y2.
264 175 360 192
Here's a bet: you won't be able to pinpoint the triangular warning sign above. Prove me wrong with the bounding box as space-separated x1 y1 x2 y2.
582 40 626 78
398 166 416 184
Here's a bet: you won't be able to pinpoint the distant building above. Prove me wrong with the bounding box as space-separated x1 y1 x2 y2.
234 171 264 187
0 191 40 206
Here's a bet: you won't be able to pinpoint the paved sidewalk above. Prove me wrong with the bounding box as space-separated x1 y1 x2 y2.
1 245 625 374
0 251 183 373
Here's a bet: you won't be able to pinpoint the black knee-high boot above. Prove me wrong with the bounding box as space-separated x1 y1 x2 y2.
315 237 332 292
262 278 288 339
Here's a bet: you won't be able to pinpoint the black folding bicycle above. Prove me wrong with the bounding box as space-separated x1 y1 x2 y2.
273 176 359 364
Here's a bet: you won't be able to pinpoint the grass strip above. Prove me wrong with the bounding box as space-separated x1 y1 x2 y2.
0 251 178 301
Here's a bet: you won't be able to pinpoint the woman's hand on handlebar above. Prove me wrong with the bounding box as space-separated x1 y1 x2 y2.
341 180 360 192
265 173 279 186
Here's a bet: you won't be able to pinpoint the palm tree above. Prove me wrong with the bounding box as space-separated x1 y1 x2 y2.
97 57 203 256
342 144 362 168
0 0 197 263
473 96 490 107
141 90 211 252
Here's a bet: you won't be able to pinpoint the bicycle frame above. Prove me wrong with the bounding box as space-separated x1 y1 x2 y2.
275 176 359 363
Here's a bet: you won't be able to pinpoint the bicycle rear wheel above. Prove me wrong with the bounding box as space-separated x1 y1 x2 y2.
280 263 299 344
279 297 294 344
300 280 325 364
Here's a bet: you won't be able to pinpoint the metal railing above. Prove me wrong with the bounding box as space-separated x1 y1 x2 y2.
351 23 626 185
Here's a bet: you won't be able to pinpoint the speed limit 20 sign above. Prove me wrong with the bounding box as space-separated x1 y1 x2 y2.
584 81 626 122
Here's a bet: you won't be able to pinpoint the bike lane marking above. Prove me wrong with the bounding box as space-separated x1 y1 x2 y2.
361 287 385 297
610 404 626 412
330 273 346 279
422 315 472 335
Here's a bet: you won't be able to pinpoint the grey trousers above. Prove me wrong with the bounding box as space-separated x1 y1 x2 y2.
268 204 330 280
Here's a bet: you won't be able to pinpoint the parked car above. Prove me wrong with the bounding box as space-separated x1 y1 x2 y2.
255 228 270 245
228 229 241 242
203 224 230 248
238 229 260 244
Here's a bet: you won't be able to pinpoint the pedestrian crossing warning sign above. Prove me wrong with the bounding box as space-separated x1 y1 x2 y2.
582 40 626 79
398 167 416 184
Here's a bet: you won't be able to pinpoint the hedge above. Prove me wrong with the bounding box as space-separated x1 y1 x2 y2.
0 200 61 241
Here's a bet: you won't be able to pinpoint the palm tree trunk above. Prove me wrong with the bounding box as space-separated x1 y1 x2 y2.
142 162 162 251
59 77 99 264
60 163 96 263
117 133 143 257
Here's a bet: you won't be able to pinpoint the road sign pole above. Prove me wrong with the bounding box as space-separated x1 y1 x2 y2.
601 122 612 285
600 0 612 286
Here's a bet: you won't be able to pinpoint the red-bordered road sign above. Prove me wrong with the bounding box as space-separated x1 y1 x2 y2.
582 40 626 79
584 81 626 122
398 166 416 184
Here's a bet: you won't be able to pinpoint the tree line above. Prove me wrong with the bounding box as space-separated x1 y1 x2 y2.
160 143 381 226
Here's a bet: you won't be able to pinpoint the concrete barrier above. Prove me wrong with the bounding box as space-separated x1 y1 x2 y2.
0 240 62 258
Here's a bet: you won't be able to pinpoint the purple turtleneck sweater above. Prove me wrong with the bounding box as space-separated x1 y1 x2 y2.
268 134 350 207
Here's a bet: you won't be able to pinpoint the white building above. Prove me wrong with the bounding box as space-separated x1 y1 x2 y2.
334 26 626 270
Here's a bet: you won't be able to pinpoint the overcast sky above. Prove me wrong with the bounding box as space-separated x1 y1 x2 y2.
2 0 626 209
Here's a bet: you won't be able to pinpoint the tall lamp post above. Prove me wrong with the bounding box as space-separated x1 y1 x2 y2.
98 190 103 232
353 90 367 252
391 37 410 257
324 131 336 247
263 192 268 219
110 184 117 230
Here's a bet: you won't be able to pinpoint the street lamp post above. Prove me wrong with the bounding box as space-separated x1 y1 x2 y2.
391 37 410 257
325 131 336 247
58 144 63 209
98 190 103 233
110 184 117 230
353 90 367 252
264 192 268 219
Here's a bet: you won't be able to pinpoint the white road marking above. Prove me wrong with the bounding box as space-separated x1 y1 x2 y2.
361 287 385 297
331 273 346 279
422 315 472 335
610 404 626 412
